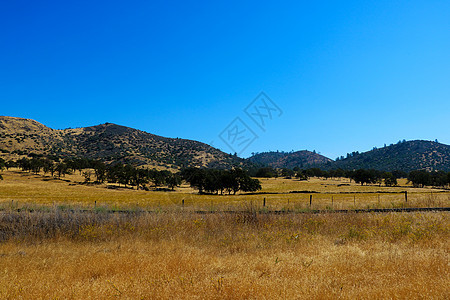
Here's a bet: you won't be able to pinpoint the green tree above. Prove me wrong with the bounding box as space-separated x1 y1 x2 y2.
149 169 166 188
383 172 398 186
55 162 68 178
295 170 308 181
281 168 295 178
0 158 5 180
132 168 150 190
255 167 277 178
83 170 92 183
17 157 31 172
5 160 16 170
408 170 431 188
181 168 261 195
166 173 181 190
351 169 381 185
42 158 54 175
240 176 262 192
30 158 44 174
431 171 448 187
92 160 106 183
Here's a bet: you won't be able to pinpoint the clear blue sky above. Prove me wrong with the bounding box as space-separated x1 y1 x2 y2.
1 1 449 159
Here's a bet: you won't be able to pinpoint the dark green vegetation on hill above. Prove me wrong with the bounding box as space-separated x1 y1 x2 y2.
249 140 450 172
327 140 450 172
0 116 247 169
1 116 449 173
248 150 332 169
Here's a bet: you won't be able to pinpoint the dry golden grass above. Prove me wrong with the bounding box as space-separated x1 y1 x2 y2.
0 210 448 299
0 170 449 299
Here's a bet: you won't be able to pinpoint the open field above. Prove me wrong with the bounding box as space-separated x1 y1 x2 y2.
0 169 449 211
0 169 449 299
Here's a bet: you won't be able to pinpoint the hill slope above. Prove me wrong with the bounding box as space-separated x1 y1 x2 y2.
248 150 332 169
0 116 246 169
323 140 450 172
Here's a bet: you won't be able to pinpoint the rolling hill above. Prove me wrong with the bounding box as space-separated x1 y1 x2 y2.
1 116 449 172
247 140 450 172
0 116 247 169
321 140 450 172
248 150 333 169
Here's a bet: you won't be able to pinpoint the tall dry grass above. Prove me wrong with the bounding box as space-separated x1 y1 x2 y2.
0 208 448 299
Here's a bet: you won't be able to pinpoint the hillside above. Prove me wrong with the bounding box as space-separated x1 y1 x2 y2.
2 117 448 172
322 140 450 172
248 150 332 169
0 116 247 169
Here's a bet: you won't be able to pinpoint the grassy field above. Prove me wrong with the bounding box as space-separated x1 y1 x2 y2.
1 169 449 211
0 169 449 299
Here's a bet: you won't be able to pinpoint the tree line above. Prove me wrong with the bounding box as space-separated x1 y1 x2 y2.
2 156 449 190
1 157 261 194
248 166 450 188
2 157 181 190
407 170 450 188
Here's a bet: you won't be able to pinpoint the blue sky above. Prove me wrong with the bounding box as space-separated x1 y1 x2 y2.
1 0 449 159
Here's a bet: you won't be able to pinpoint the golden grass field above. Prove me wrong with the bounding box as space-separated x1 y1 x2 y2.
0 169 449 299
0 169 449 211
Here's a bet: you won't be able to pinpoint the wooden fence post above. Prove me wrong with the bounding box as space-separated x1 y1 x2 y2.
309 195 312 208
404 191 407 203
263 197 266 207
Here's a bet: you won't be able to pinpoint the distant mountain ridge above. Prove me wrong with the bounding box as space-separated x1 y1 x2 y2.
0 116 247 169
321 140 450 172
247 140 450 172
248 150 332 169
1 116 449 172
